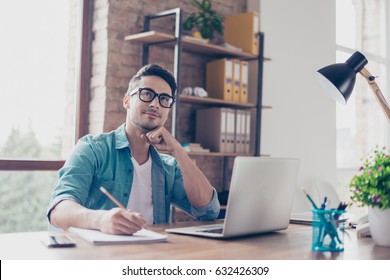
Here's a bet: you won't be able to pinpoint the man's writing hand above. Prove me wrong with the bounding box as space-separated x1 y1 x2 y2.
99 208 147 235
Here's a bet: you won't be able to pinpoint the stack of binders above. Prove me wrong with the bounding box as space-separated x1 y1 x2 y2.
195 108 251 154
206 58 249 104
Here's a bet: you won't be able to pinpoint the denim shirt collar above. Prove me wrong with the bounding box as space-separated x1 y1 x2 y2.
114 123 130 150
114 123 164 166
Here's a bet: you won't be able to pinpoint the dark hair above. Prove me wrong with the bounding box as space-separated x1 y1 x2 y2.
127 64 177 96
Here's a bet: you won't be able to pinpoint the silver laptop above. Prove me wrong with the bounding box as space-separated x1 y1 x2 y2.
166 156 300 239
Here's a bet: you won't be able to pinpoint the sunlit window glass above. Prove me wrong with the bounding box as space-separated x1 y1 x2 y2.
0 1 83 233
336 0 387 169
0 1 78 160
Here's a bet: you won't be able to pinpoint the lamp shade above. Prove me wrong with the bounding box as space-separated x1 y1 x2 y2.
315 51 368 104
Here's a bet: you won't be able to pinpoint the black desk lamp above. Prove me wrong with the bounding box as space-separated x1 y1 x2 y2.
315 51 390 123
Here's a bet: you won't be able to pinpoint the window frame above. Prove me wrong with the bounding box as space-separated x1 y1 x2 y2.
336 0 390 170
0 0 92 171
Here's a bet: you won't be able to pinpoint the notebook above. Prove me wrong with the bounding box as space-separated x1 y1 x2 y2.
166 157 300 239
69 227 168 245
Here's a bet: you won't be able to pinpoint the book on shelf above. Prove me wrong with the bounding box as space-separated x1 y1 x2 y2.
244 110 251 154
224 11 259 56
182 142 210 153
225 108 235 153
239 60 249 103
235 109 245 154
206 58 233 102
232 59 241 103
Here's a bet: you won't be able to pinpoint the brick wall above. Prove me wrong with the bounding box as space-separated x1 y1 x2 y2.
89 0 247 192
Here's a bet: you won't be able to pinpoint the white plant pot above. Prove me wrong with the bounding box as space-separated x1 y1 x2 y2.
368 207 390 247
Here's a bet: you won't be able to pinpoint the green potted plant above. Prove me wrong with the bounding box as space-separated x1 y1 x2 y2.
349 146 390 246
183 0 224 41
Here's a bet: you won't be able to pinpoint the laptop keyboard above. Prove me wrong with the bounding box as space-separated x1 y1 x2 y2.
198 228 223 234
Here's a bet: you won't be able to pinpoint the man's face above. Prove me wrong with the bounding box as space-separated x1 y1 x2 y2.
124 75 173 133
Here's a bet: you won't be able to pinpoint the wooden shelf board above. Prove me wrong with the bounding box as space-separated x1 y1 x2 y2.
179 95 271 109
124 31 175 44
124 31 271 60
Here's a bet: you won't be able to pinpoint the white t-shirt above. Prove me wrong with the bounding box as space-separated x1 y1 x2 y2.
127 155 153 224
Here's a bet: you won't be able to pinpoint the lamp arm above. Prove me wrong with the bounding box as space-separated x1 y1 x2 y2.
359 67 390 123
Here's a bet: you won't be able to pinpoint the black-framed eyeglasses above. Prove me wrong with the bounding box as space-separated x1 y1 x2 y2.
128 87 175 108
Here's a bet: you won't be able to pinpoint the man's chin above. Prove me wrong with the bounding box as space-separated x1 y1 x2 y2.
139 124 158 132
132 119 160 132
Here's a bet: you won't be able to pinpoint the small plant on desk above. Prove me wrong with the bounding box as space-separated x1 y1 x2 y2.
349 146 390 209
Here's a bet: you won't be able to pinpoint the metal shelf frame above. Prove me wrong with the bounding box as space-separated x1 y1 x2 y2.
142 8 183 138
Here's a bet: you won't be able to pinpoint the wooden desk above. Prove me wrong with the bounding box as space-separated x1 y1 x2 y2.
0 222 389 260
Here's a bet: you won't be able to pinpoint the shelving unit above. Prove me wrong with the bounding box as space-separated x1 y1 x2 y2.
124 8 270 157
125 9 269 209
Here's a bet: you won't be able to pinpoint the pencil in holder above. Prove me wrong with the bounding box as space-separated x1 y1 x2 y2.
311 208 346 252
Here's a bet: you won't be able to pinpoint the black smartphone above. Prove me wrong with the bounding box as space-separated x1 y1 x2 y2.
41 235 76 248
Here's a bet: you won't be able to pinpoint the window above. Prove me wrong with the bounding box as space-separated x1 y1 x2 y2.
0 0 91 232
336 0 389 169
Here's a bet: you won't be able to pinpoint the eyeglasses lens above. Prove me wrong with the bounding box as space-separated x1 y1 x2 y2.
139 88 174 108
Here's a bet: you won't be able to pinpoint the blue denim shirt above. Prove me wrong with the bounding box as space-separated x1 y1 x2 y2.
47 124 220 224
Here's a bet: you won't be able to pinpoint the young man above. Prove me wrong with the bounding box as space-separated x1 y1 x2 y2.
47 64 220 235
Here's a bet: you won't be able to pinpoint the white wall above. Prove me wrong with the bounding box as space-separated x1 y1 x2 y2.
249 0 337 210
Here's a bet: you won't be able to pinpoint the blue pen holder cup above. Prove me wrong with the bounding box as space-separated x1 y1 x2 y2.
311 208 346 252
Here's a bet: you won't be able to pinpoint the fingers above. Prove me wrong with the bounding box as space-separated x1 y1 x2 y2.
101 208 147 235
145 127 166 145
143 127 179 152
122 210 147 229
111 221 141 235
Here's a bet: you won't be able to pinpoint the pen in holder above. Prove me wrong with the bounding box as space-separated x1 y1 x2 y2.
311 208 346 252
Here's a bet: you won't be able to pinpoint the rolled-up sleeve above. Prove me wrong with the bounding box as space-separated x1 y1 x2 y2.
46 138 97 222
170 160 220 221
190 188 220 220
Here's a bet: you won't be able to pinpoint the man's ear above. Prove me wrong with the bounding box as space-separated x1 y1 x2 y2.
123 95 130 109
